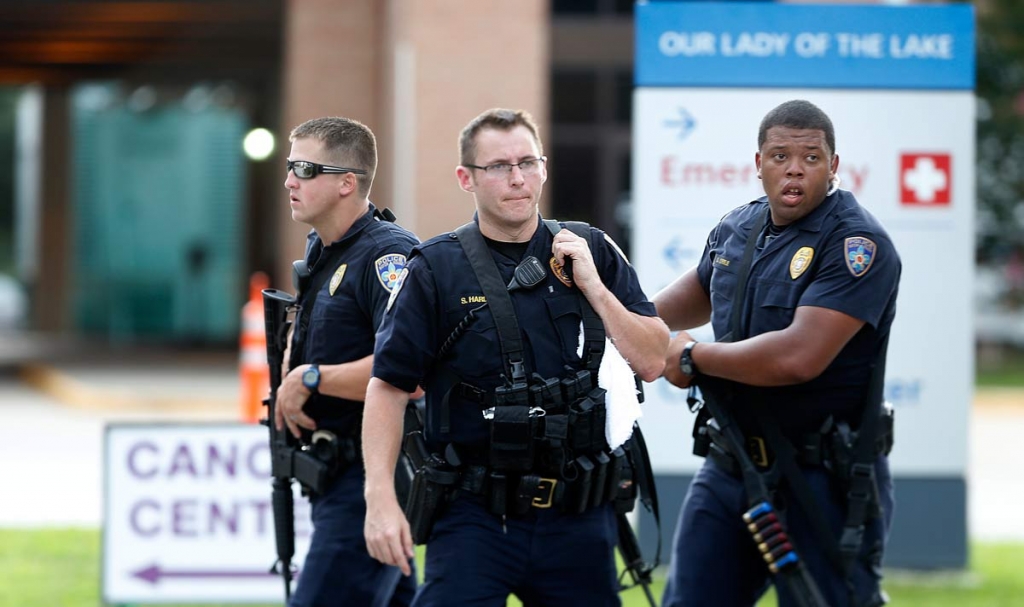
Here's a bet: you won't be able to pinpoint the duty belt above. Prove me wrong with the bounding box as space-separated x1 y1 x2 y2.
457 464 565 514
706 421 893 478
453 446 635 518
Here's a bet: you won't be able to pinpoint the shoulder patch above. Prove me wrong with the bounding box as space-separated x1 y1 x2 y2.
329 264 347 296
789 247 814 280
375 253 407 292
844 237 876 277
385 267 409 313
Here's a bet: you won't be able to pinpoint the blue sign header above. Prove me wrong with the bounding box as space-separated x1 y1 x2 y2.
636 2 974 89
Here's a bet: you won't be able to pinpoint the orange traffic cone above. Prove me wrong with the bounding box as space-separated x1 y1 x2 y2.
240 271 271 423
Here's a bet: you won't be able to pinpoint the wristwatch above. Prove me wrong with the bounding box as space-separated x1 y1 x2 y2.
679 341 699 377
301 364 321 395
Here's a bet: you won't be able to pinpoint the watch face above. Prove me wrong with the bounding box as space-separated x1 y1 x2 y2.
302 367 319 389
680 342 697 376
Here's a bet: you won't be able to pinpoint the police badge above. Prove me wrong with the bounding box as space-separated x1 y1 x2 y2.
329 264 347 296
789 247 814 280
549 257 572 287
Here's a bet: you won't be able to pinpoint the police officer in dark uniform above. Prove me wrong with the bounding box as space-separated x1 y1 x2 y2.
277 116 418 607
361 108 669 606
654 100 900 607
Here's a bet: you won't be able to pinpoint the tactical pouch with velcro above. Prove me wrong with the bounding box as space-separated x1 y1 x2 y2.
569 386 609 454
879 401 895 456
564 454 595 514
589 450 611 509
609 445 638 515
691 401 713 457
489 404 535 471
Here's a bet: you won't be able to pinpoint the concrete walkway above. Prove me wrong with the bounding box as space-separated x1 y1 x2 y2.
0 341 241 528
968 387 1024 542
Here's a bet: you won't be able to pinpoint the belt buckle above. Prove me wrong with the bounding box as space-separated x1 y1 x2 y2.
532 477 558 508
747 436 770 467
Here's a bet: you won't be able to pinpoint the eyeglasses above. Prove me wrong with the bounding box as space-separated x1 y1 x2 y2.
464 157 546 178
287 159 367 180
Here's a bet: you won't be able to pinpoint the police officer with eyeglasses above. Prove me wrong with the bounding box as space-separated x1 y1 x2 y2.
361 108 669 606
278 116 419 607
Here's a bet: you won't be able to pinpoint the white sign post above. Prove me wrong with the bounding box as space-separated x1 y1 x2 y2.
103 423 312 604
633 2 974 568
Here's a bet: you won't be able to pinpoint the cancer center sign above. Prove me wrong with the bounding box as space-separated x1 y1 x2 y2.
103 423 312 603
633 2 974 568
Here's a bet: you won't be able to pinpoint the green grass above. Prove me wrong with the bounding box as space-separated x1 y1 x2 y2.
882 543 1024 606
2 529 1023 606
976 346 1024 387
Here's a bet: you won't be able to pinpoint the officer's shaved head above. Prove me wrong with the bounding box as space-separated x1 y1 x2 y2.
758 100 836 157
459 108 543 166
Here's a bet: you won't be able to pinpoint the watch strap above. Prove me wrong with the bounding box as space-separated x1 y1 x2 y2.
679 341 699 377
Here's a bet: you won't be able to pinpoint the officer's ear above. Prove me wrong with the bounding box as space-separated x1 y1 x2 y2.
338 172 359 197
456 165 476 193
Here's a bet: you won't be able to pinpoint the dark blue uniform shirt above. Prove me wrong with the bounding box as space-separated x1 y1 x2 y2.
292 204 418 434
696 190 901 436
374 215 657 448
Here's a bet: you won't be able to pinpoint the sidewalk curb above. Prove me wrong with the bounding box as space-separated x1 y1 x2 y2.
972 386 1024 413
18 364 236 413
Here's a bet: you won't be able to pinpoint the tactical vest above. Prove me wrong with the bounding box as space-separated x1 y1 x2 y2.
442 219 611 474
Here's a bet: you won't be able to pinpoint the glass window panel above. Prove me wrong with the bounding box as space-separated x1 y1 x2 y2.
552 71 598 124
549 145 599 224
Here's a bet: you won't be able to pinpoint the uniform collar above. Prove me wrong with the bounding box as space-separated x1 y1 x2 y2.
307 203 379 251
470 212 544 245
741 190 840 234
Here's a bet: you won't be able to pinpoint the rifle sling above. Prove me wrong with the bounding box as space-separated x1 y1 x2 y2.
546 219 662 572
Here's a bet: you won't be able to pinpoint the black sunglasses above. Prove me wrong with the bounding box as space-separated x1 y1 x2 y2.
287 159 367 180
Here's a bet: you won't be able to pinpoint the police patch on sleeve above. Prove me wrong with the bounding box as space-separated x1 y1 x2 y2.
375 253 407 292
844 237 876 277
385 267 409 313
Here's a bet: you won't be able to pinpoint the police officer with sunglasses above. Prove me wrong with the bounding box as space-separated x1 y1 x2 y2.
278 116 419 607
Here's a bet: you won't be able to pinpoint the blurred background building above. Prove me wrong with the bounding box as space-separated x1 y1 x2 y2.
0 0 1021 370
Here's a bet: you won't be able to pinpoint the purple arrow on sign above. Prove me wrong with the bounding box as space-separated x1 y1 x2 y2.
132 563 292 584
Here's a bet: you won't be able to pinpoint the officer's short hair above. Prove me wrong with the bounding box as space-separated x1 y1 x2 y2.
290 116 377 197
459 108 543 166
757 100 836 157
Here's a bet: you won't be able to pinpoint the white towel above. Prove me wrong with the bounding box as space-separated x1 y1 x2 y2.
577 322 642 450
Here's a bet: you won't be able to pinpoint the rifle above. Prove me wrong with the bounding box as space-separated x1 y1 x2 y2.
261 288 333 599
697 378 829 607
261 288 299 600
615 512 657 607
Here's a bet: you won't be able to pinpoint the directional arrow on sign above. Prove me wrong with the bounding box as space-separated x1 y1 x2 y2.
132 563 289 584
